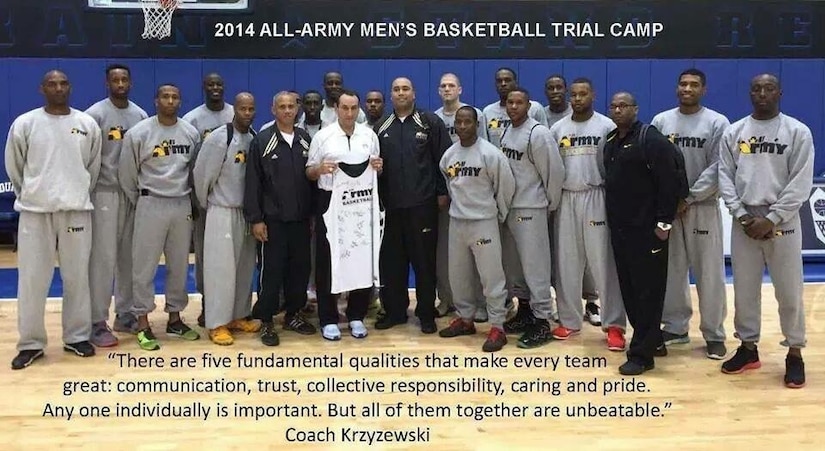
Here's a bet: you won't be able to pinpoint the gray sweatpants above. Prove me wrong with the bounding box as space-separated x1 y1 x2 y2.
439 210 485 311
449 218 508 327
502 223 530 300
204 206 256 329
731 208 805 348
549 209 599 303
662 201 727 341
17 211 92 351
131 196 193 317
89 189 135 324
555 188 626 331
502 208 554 319
193 207 206 295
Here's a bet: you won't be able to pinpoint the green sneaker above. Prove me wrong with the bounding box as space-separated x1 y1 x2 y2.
137 329 160 351
166 320 200 340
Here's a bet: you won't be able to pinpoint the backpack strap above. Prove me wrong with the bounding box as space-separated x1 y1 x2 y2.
525 123 540 165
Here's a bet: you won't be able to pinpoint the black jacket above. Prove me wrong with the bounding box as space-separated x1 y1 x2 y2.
604 121 679 228
244 125 314 223
374 108 451 209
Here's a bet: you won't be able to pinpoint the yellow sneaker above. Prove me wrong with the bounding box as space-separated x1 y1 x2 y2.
228 318 262 333
209 326 234 346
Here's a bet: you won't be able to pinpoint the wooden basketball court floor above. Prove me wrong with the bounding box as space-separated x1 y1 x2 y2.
0 245 822 450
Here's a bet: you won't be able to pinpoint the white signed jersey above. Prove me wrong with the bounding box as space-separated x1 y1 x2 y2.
323 153 384 293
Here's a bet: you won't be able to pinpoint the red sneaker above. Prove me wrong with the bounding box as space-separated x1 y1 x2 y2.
606 327 626 352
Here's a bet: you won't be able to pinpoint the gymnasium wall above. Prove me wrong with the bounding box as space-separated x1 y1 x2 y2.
1 57 824 168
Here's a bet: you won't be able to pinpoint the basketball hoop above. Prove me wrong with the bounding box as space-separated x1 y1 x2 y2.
140 0 182 39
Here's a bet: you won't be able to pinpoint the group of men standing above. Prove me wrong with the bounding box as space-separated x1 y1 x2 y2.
4 65 813 389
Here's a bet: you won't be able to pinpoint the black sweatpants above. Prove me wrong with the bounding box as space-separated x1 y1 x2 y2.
315 190 371 327
252 217 311 322
379 201 439 322
610 226 668 365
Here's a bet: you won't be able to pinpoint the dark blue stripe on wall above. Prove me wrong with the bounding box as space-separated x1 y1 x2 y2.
2 58 824 187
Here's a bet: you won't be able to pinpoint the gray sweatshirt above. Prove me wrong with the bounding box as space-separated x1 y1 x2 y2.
182 103 235 140
4 107 102 212
482 101 549 147
544 104 572 128
652 106 730 205
192 125 254 209
500 118 565 210
548 112 616 192
440 138 515 222
718 113 815 225
84 98 148 190
119 116 200 204
435 103 488 143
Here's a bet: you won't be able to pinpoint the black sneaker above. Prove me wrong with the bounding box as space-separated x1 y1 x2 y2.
261 322 280 346
504 307 536 334
438 318 476 338
619 360 654 375
517 319 553 349
197 307 205 328
420 319 437 334
584 302 601 326
64 341 96 357
654 344 668 357
721 345 761 374
166 320 200 340
375 316 407 330
706 341 727 360
784 355 806 389
662 330 690 345
11 349 44 370
284 314 317 335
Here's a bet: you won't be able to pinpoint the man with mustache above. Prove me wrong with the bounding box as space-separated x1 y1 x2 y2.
85 64 148 347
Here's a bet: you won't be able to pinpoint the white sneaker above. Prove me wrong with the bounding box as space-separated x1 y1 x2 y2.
349 320 368 339
322 324 341 341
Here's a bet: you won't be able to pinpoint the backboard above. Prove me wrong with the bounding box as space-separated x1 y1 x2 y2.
87 0 251 11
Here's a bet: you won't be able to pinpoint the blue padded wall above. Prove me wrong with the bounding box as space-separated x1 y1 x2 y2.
2 58 825 196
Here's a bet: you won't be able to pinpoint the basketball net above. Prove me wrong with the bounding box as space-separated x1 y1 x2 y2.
140 0 182 39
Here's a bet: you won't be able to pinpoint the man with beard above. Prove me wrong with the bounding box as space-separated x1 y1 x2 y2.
244 92 317 346
498 88 564 349
365 90 386 127
375 77 451 334
434 72 487 320
549 78 627 351
120 84 201 351
7 70 101 369
604 91 681 376
301 90 323 138
320 72 366 127
544 74 601 327
718 74 813 389
193 93 260 346
437 106 516 352
652 68 730 360
182 73 235 328
85 64 148 347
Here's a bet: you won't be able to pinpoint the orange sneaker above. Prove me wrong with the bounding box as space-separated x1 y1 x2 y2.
552 326 580 340
606 327 626 351
228 318 262 333
209 326 234 346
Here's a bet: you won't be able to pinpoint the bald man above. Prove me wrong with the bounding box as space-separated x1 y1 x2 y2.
605 91 681 375
7 70 101 369
193 93 261 346
375 77 452 334
719 74 813 389
182 73 235 327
